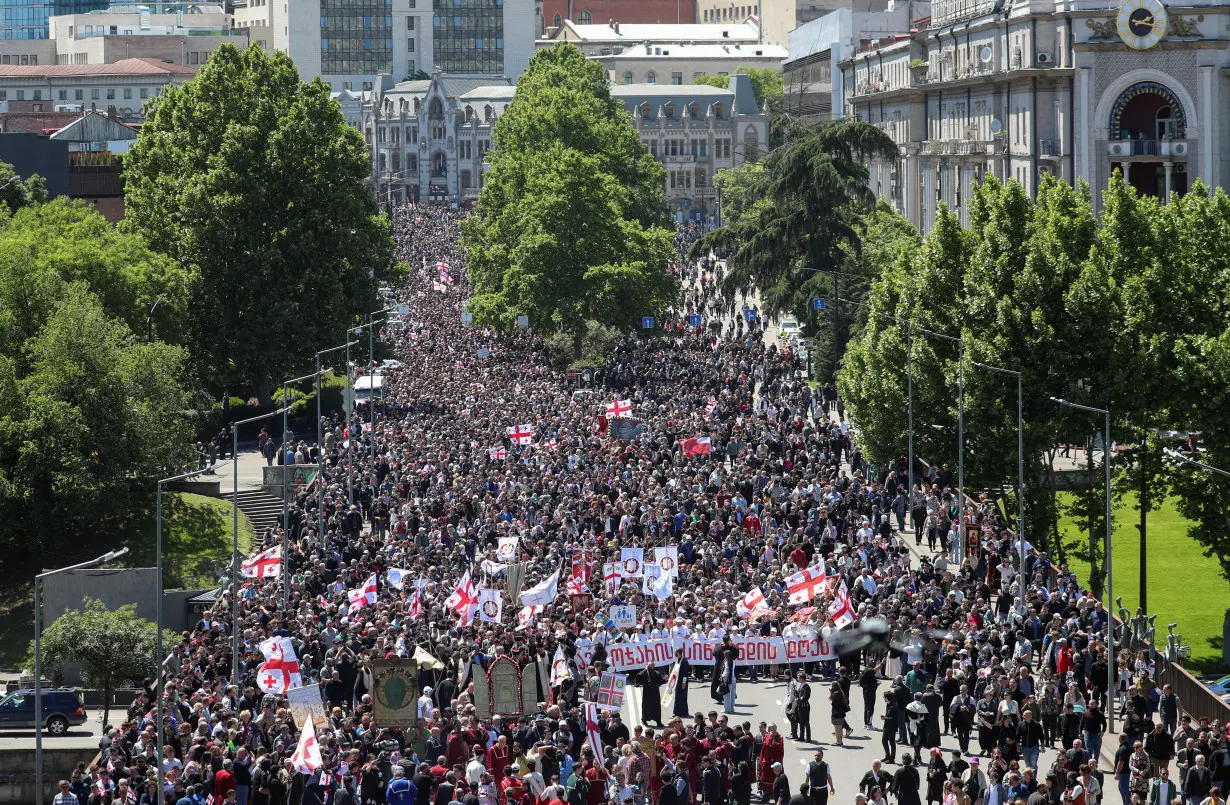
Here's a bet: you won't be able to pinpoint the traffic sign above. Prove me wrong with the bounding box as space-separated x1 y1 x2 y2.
688 314 703 327
813 298 826 311
516 315 529 328
743 309 756 322
642 316 655 329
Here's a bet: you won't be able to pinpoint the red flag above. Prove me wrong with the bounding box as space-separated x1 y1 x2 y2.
680 435 712 456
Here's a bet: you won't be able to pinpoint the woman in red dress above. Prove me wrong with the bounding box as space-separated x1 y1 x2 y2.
757 724 784 798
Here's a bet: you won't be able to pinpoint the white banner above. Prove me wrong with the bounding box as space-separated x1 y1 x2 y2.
621 548 644 578
604 633 836 672
654 546 679 578
609 604 637 628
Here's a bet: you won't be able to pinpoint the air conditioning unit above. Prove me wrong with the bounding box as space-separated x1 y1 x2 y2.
1037 52 1054 65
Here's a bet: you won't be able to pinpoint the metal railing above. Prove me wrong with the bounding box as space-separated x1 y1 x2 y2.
1040 138 1061 156
1157 663 1230 725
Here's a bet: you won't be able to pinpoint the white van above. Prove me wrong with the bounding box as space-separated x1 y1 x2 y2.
344 374 384 412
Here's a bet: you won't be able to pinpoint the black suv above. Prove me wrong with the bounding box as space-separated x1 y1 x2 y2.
0 688 87 734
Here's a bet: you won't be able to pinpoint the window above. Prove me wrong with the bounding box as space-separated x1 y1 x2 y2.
552 12 561 26
0 91 5 101
407 15 415 28
577 9 591 23
465 105 473 121
58 90 66 100
671 72 683 85
407 38 415 51
646 71 657 84
140 88 148 99
663 101 674 118
107 88 115 100
697 169 706 187
623 71 633 84
124 88 132 99
392 151 400 170
32 90 41 100
461 169 472 188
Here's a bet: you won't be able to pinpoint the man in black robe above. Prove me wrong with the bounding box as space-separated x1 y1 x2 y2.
671 653 692 719
636 664 666 726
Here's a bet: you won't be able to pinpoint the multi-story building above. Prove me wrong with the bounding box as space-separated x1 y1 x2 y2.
597 41 786 85
1 0 105 41
539 18 760 57
357 70 765 219
781 4 918 124
0 57 194 118
697 0 888 46
840 0 1230 231
542 0 697 36
233 0 536 92
49 3 247 66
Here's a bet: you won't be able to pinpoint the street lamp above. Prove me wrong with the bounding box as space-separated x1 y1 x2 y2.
973 362 1024 614
1163 447 1230 477
1050 395 1114 731
230 406 290 684
154 467 212 801
146 292 169 343
34 546 129 805
315 341 359 549
278 369 329 605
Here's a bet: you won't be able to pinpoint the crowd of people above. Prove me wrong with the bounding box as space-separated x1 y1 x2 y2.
57 204 1230 805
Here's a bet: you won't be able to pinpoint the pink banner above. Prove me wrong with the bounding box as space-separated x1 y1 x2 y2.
605 633 835 671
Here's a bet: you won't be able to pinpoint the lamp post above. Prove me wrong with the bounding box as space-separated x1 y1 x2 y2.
279 369 328 606
34 547 129 805
1163 447 1230 477
315 341 358 549
916 326 964 563
230 406 291 684
1050 395 1113 731
146 292 169 343
973 362 1025 615
154 467 213 801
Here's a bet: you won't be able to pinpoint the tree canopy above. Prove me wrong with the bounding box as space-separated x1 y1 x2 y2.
0 199 193 560
123 44 395 402
463 43 676 351
692 66 784 108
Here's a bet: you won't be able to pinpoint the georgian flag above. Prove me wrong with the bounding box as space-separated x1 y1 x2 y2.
347 573 378 608
705 397 718 417
516 604 544 631
736 586 766 618
786 561 828 604
290 717 322 774
519 568 560 607
240 546 282 578
445 571 479 624
407 587 423 621
386 568 409 590
256 636 302 695
829 579 856 628
584 702 603 760
606 399 633 419
507 424 533 445
490 446 507 460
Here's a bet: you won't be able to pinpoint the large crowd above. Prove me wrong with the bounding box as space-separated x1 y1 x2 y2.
58 208 1230 805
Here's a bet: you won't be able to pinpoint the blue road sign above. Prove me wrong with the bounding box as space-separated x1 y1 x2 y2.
743 309 756 322
813 298 826 311
688 314 703 327
642 316 655 329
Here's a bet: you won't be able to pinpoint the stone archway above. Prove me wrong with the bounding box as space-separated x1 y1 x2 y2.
1109 81 1187 140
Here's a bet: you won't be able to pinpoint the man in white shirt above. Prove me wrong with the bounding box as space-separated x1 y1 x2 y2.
417 686 435 722
467 747 487 786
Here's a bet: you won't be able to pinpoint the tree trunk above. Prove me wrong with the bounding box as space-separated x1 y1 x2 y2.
255 376 274 408
101 680 112 733
572 330 584 362
1139 438 1149 613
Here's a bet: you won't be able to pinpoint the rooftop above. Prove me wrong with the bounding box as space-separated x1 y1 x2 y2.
0 58 197 78
598 42 788 59
545 19 760 43
458 85 517 101
611 83 735 97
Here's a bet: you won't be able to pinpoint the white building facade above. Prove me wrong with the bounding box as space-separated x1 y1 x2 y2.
840 0 1230 231
597 41 786 85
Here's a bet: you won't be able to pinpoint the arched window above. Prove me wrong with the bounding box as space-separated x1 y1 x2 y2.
552 12 561 26
484 104 493 121
646 71 657 84
1156 105 1177 139
379 152 387 172
743 127 759 159
663 101 675 118
713 101 725 119
432 151 447 177
640 102 651 118
465 105 474 121
577 9 592 23
688 101 699 119
413 97 421 114
428 97 444 120
623 71 633 84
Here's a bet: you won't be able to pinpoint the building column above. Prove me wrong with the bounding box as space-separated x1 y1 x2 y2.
1163 161 1173 203
1120 161 1130 184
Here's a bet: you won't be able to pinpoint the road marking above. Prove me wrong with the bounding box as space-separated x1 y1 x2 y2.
775 699 782 706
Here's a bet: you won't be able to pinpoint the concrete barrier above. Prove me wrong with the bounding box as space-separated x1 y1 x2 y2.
0 746 97 804
260 464 320 498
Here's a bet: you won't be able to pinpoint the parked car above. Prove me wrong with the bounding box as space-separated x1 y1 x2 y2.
0 688 87 735
778 319 801 342
1205 674 1230 695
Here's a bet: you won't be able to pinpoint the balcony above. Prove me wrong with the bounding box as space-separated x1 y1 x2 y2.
1107 138 1189 158
1040 138 1061 156
664 154 699 164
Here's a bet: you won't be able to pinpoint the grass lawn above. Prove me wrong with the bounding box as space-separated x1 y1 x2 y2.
1057 490 1228 675
0 492 254 672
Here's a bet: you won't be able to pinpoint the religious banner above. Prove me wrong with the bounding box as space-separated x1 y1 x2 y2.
641 562 661 595
286 684 329 729
602 562 623 596
571 548 594 585
654 546 679 578
478 588 504 624
507 562 525 608
594 672 627 712
620 547 644 578
371 658 419 728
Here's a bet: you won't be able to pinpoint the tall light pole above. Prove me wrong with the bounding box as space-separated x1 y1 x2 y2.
916 326 964 562
1050 395 1113 731
35 547 129 805
316 341 358 549
230 406 290 684
279 369 328 606
155 467 212 802
973 362 1024 614
1163 447 1230 477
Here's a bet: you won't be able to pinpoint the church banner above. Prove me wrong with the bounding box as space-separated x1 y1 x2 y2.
604 632 836 671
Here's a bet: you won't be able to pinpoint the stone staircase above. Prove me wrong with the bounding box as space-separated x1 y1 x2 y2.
232 488 285 534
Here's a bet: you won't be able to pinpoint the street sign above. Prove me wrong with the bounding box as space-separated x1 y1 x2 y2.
688 314 703 327
461 311 474 325
609 605 636 628
813 298 826 311
395 303 410 316
477 347 490 358
516 315 529 328
642 316 655 329
743 309 756 322
567 368 579 381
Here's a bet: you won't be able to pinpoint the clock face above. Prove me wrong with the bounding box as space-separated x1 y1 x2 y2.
1117 0 1167 49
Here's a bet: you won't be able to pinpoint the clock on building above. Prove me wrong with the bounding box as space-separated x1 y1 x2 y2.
1117 0 1168 49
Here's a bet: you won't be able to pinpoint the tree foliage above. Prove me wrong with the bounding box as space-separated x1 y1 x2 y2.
0 200 194 560
34 598 178 730
692 66 784 108
463 43 676 349
0 158 48 214
123 44 395 402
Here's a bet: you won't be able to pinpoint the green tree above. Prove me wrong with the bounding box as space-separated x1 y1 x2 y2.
463 44 676 353
0 159 47 214
123 44 395 403
33 598 178 731
0 286 194 557
692 66 783 108
692 118 897 380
